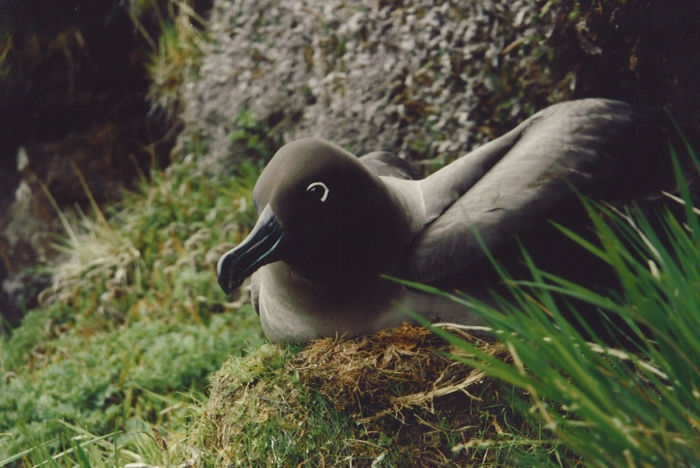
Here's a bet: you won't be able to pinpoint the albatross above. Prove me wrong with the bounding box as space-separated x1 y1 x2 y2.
217 98 670 343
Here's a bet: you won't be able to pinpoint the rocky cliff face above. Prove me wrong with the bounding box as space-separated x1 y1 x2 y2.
177 0 699 170
179 0 571 167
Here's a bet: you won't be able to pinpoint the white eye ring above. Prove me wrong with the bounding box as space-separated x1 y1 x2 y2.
306 182 329 202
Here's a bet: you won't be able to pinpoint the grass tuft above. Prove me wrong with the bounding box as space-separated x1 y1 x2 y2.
145 0 209 118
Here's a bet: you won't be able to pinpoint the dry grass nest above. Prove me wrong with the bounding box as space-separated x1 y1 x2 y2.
200 324 523 466
289 324 509 421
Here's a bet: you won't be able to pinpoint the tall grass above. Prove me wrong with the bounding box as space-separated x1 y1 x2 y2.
416 144 700 466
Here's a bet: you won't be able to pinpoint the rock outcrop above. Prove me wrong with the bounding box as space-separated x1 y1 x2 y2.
178 0 699 172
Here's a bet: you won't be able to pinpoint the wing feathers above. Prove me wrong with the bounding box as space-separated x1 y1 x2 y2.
404 99 657 282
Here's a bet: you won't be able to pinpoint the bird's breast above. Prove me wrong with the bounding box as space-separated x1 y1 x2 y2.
256 262 411 343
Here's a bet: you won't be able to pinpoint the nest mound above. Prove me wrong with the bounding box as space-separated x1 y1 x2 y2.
290 324 508 420
199 324 518 467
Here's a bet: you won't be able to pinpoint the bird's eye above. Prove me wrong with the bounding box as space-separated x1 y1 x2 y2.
306 182 329 202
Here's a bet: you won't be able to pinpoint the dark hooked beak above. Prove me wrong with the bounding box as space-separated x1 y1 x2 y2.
216 204 285 294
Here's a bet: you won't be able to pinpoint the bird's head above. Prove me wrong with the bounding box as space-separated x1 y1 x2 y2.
217 138 406 295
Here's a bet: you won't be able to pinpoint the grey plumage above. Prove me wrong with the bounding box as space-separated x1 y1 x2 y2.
406 99 653 282
217 99 668 343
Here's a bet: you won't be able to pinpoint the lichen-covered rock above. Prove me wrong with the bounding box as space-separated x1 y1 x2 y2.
180 0 571 166
179 0 700 169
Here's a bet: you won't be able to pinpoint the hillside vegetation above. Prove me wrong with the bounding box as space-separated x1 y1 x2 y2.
2 0 699 467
